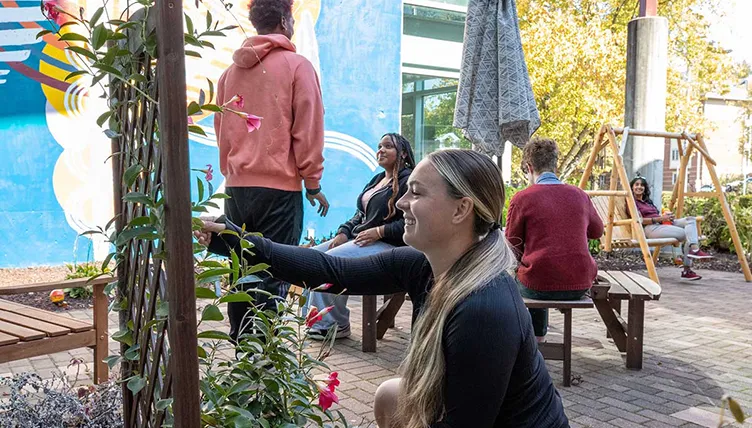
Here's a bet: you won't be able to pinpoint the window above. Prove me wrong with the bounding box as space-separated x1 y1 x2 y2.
401 74 470 160
669 139 680 169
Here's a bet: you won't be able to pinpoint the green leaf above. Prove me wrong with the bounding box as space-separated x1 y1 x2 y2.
112 329 133 346
115 226 158 246
90 7 104 27
184 13 194 35
100 253 116 274
197 176 204 201
96 111 112 128
156 398 173 411
201 104 222 112
185 50 202 58
66 45 97 61
58 32 89 43
123 191 153 206
236 275 263 285
92 63 123 78
103 129 122 139
187 101 202 116
196 267 233 281
124 344 140 361
64 70 89 81
210 192 231 199
198 260 225 268
197 330 231 341
127 216 151 228
91 24 108 50
123 164 144 187
247 263 270 274
727 396 746 423
201 304 224 321
196 345 207 358
219 292 253 304
205 10 212 30
207 78 214 104
128 74 147 83
188 125 206 136
127 376 146 394
36 29 52 39
103 277 117 295
195 286 217 299
201 30 226 37
191 205 208 213
156 301 169 318
103 355 122 369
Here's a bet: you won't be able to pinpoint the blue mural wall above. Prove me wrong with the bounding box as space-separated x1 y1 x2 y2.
0 0 401 267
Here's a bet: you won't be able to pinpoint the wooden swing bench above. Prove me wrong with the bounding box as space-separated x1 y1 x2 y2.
0 276 114 384
579 124 751 284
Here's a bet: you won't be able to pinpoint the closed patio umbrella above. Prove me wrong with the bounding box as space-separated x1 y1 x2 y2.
454 0 540 159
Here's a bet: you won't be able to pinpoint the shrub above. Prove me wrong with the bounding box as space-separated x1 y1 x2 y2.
63 262 110 300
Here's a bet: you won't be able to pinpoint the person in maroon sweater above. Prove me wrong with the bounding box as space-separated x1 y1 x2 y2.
505 138 604 342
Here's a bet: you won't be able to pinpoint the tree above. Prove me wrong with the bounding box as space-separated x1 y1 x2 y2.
514 0 743 181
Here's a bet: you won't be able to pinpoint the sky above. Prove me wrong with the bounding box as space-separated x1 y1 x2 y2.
708 0 752 66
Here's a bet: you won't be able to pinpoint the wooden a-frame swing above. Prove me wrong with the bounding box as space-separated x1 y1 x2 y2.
578 124 752 284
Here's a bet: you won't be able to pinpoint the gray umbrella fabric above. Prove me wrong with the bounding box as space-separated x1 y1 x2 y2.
453 0 540 157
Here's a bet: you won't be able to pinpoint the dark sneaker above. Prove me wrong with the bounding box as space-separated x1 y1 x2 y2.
687 249 713 260
307 325 351 341
681 269 702 281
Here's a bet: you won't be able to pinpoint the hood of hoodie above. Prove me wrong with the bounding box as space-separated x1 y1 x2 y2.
232 34 296 69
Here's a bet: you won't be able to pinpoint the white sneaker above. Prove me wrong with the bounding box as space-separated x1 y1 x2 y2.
307 325 351 341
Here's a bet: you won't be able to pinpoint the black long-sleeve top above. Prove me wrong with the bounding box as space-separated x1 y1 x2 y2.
208 227 569 428
337 168 412 247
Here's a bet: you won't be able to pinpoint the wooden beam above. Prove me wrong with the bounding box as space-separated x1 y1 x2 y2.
579 124 607 189
683 192 717 198
584 190 630 197
683 133 716 166
696 135 752 282
0 276 116 295
612 127 697 140
156 0 201 423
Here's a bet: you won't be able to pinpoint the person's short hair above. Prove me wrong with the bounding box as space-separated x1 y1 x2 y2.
249 0 293 33
521 137 558 174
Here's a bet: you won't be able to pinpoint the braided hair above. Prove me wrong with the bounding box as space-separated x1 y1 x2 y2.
382 133 416 220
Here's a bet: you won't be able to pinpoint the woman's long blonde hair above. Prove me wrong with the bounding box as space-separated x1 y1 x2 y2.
395 149 517 428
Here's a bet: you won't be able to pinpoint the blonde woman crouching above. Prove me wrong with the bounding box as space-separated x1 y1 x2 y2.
197 149 569 427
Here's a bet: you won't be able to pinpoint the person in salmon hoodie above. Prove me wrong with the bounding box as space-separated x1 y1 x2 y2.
214 0 329 343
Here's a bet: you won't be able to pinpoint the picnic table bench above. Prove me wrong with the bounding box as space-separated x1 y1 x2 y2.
0 276 113 383
592 270 661 370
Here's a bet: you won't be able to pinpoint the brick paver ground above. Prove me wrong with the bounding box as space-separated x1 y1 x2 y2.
1 267 750 427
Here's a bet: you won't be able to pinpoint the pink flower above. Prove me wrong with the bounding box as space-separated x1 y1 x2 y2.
326 372 340 391
187 116 194 125
318 386 339 411
205 164 213 181
42 1 61 24
305 306 321 328
234 94 244 108
245 114 262 133
313 283 334 291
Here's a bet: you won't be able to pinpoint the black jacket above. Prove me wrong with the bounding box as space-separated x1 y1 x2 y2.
337 168 412 247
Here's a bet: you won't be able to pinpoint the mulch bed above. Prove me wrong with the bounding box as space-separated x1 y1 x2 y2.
2 292 93 312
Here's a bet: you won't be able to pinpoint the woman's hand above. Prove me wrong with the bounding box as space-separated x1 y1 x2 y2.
327 233 349 250
354 227 382 247
193 217 227 246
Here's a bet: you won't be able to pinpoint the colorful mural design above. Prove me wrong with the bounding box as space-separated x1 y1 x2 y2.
0 0 401 267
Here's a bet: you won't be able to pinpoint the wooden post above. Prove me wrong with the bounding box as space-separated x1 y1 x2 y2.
156 0 201 425
675 145 693 218
93 281 110 384
626 299 645 369
607 128 660 283
604 166 618 252
696 135 752 282
579 125 606 189
362 296 377 352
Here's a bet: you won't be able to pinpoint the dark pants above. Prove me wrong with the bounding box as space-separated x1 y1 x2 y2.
224 186 303 342
516 279 588 337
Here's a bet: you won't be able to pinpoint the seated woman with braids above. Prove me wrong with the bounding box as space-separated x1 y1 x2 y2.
306 133 415 340
196 149 569 428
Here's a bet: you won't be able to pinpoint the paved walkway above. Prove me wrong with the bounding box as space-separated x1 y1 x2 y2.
1 267 751 427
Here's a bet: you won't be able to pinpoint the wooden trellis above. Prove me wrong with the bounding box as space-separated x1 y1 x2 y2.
109 0 199 426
